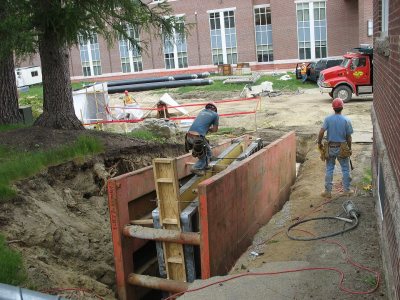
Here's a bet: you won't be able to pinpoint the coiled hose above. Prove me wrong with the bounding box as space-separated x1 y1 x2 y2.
287 215 359 241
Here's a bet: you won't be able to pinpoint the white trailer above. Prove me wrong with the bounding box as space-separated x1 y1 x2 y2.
15 66 42 87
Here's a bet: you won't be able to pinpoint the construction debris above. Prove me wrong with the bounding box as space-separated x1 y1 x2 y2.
132 118 179 138
240 81 274 98
223 73 261 84
279 74 292 81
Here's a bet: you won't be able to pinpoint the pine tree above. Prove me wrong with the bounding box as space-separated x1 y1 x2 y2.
0 1 32 125
3 0 181 129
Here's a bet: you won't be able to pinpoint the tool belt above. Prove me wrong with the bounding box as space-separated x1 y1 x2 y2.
319 142 352 160
328 142 341 148
338 142 352 158
185 131 207 159
318 141 329 161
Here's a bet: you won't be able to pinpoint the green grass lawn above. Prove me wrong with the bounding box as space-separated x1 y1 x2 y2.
0 135 103 202
153 73 317 95
0 235 26 286
254 74 317 91
127 129 166 142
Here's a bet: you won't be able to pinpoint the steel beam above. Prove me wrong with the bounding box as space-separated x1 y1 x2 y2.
211 140 246 172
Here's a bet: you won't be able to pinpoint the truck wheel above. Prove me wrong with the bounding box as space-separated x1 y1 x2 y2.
329 92 333 98
333 86 352 102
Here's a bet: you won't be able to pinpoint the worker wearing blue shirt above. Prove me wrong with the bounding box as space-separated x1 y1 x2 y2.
318 98 353 198
185 103 219 176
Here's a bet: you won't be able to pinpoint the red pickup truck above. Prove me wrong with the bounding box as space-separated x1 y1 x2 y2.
318 46 373 102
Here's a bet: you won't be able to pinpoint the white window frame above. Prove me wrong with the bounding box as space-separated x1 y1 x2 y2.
253 4 273 62
119 25 143 73
78 34 102 77
208 7 238 65
162 15 188 69
381 0 389 35
296 1 327 60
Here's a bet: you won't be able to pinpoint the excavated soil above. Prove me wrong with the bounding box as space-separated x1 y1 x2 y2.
0 86 385 299
0 128 185 299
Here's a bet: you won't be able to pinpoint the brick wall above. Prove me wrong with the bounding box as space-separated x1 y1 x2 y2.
327 0 359 56
373 2 400 196
15 54 41 68
270 0 298 60
15 0 374 80
69 46 82 77
164 0 257 65
359 0 374 45
372 0 400 299
108 40 121 74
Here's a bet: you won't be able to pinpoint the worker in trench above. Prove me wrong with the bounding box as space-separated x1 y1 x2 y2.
318 98 354 198
185 102 219 176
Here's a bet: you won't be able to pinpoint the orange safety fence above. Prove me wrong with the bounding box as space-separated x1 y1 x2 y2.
83 97 261 126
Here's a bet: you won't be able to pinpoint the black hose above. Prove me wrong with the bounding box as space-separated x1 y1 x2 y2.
286 215 359 241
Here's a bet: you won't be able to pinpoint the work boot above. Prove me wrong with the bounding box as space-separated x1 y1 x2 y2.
190 167 205 176
321 191 332 198
342 189 355 197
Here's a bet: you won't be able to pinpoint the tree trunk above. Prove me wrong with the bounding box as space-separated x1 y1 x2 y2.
34 31 84 129
0 52 21 125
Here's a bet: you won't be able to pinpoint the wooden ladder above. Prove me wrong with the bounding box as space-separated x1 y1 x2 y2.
153 158 187 282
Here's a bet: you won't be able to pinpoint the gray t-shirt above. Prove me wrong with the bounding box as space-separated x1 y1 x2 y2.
189 109 219 136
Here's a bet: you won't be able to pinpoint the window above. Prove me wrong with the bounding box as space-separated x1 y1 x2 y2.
119 25 143 73
351 57 366 69
254 6 273 62
381 0 389 35
163 18 188 69
209 9 238 65
313 2 327 59
367 20 373 37
31 71 38 77
79 33 102 76
296 1 327 60
326 59 342 68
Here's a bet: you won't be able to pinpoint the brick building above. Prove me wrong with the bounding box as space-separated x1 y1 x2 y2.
372 0 400 299
18 0 373 80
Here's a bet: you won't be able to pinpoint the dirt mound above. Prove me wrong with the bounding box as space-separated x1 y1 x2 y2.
0 128 186 299
0 127 153 153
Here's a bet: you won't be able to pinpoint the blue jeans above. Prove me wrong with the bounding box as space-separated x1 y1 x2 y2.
193 142 211 170
325 147 351 192
301 74 307 83
187 136 212 170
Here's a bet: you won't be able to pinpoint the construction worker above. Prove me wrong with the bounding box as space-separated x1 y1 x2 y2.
318 98 353 198
123 90 138 119
123 90 137 105
300 63 307 83
185 102 219 176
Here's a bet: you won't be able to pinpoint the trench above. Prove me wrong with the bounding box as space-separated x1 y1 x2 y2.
0 133 314 299
109 132 315 300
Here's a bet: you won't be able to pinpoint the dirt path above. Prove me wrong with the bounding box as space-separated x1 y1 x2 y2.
180 142 385 299
177 88 385 299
